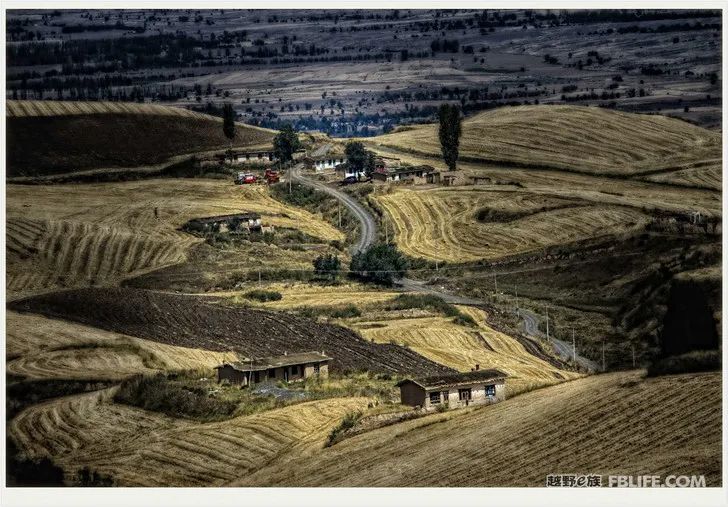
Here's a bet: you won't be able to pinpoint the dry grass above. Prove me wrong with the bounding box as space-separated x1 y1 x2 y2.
7 311 237 381
9 388 369 486
375 187 650 262
371 105 720 181
6 180 343 298
219 282 399 309
228 370 721 486
352 305 577 396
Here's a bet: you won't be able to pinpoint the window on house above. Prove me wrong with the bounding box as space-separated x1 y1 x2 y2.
458 388 472 401
314 363 320 374
269 369 275 379
485 385 496 397
291 365 299 375
429 391 441 404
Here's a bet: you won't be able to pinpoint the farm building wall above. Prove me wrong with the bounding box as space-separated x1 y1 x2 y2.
414 380 507 409
302 362 329 379
217 365 249 386
399 382 426 407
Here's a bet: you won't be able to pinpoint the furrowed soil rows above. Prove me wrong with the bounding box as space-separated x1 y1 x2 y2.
9 388 369 486
9 288 454 376
375 187 649 262
229 371 721 487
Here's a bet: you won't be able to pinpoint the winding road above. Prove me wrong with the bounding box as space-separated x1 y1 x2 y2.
289 163 597 372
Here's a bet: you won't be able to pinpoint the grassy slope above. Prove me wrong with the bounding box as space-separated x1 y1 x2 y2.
230 370 721 487
370 105 721 187
6 180 343 299
6 100 275 177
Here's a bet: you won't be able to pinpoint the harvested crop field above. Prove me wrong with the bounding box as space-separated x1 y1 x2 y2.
352 306 578 396
7 100 275 177
6 180 342 298
230 370 721 487
9 288 454 376
371 105 721 180
221 282 400 309
7 311 237 381
375 187 649 262
9 388 369 486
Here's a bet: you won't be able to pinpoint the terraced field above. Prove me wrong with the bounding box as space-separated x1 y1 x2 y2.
371 105 721 182
9 288 454 376
352 306 577 396
7 100 275 177
6 180 343 298
7 311 237 381
231 370 721 487
9 388 369 486
375 187 650 262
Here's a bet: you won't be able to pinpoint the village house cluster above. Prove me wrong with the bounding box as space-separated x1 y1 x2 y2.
216 352 507 411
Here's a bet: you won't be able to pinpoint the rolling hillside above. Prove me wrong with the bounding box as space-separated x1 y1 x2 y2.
370 105 721 189
6 180 343 299
375 187 650 262
229 370 721 487
6 100 275 177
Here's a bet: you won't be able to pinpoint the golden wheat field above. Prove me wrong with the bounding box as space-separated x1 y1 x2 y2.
219 282 400 309
230 370 721 487
6 311 238 380
6 181 343 298
353 305 576 395
371 105 721 180
9 387 369 486
375 187 650 262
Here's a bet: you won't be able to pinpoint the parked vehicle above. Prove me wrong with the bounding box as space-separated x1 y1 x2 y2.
264 169 280 184
235 173 258 185
341 176 358 185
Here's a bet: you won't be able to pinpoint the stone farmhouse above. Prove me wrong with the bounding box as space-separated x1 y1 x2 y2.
215 351 331 386
397 367 507 410
371 164 439 184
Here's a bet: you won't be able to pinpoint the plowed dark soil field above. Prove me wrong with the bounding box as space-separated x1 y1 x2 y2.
9 288 453 376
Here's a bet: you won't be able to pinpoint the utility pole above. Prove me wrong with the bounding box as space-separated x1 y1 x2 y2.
258 270 262 286
631 344 636 369
572 328 576 364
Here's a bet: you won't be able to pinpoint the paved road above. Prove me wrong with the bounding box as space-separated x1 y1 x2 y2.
521 309 599 372
290 163 377 255
290 163 598 371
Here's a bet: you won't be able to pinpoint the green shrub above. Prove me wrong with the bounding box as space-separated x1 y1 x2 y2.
647 350 721 377
325 410 363 447
350 244 409 286
453 314 478 327
243 289 283 302
113 373 238 421
330 304 362 319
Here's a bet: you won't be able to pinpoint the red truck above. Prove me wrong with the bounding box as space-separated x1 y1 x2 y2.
264 169 280 184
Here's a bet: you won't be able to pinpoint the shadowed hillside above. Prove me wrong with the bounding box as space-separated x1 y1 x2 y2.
6 101 275 177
